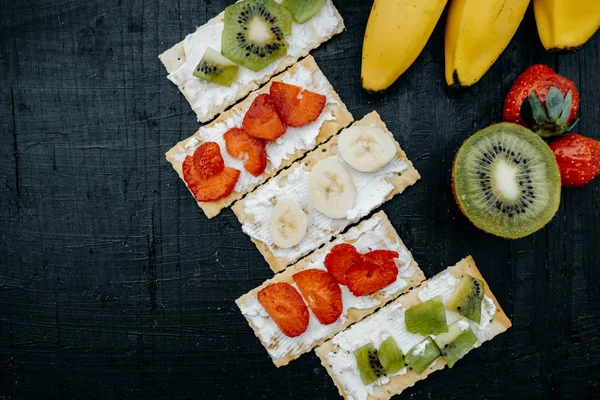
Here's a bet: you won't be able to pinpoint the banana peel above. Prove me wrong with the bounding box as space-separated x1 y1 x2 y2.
445 0 530 88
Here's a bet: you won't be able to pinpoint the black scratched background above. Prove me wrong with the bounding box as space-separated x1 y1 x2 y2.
1 0 600 399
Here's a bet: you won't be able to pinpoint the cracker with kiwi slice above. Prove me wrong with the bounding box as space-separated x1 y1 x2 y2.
166 56 354 219
315 256 512 400
159 0 344 123
235 211 425 367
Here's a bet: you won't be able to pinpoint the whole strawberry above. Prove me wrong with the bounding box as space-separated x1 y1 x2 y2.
503 64 580 138
549 134 600 188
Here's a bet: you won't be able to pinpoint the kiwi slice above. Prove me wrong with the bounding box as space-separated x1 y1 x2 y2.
404 337 441 375
405 296 448 336
221 0 292 72
281 0 327 24
452 123 561 239
434 318 478 368
354 342 385 385
377 337 405 374
193 47 239 86
446 275 485 323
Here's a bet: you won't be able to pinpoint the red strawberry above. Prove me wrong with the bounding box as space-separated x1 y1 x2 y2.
270 81 327 127
223 128 267 177
257 282 309 338
323 243 363 286
242 94 286 140
193 142 224 179
503 64 580 137
363 250 399 268
345 257 398 297
182 155 240 202
293 269 343 325
549 133 600 188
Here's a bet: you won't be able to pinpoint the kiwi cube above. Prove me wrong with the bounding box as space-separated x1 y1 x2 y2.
405 296 448 336
354 342 385 385
377 337 405 374
446 275 485 323
281 0 327 24
193 47 239 87
404 337 442 375
434 318 478 368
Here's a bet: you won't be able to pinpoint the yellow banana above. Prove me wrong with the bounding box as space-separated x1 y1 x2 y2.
362 0 448 93
534 0 600 51
445 0 530 88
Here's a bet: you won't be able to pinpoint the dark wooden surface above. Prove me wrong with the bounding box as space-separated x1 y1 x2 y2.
1 1 599 399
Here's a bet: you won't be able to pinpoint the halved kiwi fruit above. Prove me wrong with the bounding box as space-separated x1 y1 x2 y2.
193 47 239 86
446 275 484 323
434 318 478 368
354 342 385 385
404 337 441 375
405 296 448 336
378 337 405 374
452 123 561 239
221 0 292 72
281 0 327 23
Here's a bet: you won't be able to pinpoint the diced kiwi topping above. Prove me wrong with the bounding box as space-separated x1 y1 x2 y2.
221 0 292 72
193 47 239 86
404 337 442 375
434 318 478 368
377 337 405 374
446 275 485 323
281 0 327 24
405 296 448 336
354 343 385 385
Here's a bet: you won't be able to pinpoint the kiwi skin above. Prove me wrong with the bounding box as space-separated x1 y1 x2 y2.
451 122 561 239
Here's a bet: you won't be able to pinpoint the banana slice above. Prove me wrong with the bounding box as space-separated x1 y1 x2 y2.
269 198 308 248
307 159 356 219
338 126 396 172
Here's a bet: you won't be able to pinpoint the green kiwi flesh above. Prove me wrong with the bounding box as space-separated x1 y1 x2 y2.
446 275 484 323
404 337 442 375
452 123 561 239
434 318 478 368
354 343 385 385
281 0 327 24
377 337 405 374
221 0 292 72
193 47 239 86
405 296 448 336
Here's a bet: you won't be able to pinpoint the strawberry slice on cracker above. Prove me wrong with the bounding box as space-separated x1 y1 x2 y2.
345 251 399 297
270 81 326 127
242 94 286 141
224 128 267 177
258 282 309 338
293 269 343 325
323 243 363 286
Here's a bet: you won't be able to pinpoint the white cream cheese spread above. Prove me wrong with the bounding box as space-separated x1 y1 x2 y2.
238 214 418 362
324 271 498 400
166 0 341 122
169 63 338 193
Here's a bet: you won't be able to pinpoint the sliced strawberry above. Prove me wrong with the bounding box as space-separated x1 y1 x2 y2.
182 155 240 202
345 256 399 297
257 282 309 338
270 81 327 127
242 94 286 140
193 142 225 179
293 269 343 325
323 243 363 286
363 250 400 268
223 128 267 177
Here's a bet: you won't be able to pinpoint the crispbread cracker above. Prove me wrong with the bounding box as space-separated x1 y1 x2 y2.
232 111 421 272
235 211 426 367
166 55 354 219
159 0 345 122
315 256 512 400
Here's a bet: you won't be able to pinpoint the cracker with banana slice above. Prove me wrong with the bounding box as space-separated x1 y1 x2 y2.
236 211 426 367
232 111 421 273
159 0 345 123
315 256 512 400
166 55 354 219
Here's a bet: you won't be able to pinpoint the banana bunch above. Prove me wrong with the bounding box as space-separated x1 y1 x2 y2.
361 0 600 92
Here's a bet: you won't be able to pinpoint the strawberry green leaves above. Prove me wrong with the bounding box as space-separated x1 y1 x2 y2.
521 86 578 138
